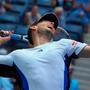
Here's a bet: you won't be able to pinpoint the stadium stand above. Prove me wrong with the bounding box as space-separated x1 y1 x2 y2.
66 16 82 25
0 12 19 24
39 6 52 15
37 0 51 6
0 0 32 49
0 23 16 30
15 25 28 35
10 5 27 14
65 24 84 42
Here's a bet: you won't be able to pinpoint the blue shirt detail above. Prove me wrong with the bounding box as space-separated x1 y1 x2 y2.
13 63 29 90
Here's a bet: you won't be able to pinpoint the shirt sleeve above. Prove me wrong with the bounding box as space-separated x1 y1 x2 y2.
0 53 13 66
60 39 87 57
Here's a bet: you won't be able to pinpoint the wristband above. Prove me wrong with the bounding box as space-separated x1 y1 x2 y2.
11 34 22 40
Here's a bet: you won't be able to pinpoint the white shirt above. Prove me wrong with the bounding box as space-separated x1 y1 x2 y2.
0 39 87 90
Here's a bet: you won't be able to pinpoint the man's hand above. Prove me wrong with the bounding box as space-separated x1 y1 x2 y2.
0 36 11 45
0 30 14 45
0 30 14 36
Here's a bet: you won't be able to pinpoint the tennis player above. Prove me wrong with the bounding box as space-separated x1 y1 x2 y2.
0 13 90 90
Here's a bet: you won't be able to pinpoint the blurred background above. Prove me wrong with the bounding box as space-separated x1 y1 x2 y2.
0 0 90 90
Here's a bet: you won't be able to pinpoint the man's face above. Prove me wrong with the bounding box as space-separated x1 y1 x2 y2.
32 6 38 15
36 21 56 34
28 20 56 44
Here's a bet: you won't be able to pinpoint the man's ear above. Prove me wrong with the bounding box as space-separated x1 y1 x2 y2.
29 26 38 31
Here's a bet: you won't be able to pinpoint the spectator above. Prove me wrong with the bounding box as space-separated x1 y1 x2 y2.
63 0 73 10
4 0 12 11
24 5 41 26
84 3 90 18
71 0 90 20
53 7 66 41
81 4 90 33
72 0 79 9
51 0 60 9
67 0 82 16
68 0 89 33
76 0 90 8
0 1 6 14
54 7 66 28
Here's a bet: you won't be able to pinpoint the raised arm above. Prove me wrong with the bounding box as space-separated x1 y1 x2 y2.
79 45 90 58
59 39 87 58
0 31 15 77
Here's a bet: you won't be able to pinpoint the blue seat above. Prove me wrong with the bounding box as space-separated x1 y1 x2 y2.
29 0 33 4
0 13 19 23
68 32 80 41
65 24 83 34
65 24 84 42
0 24 16 30
11 5 26 14
63 11 69 17
66 16 82 25
15 25 28 35
37 0 51 6
11 0 30 4
53 32 68 41
39 6 52 15
11 1 25 5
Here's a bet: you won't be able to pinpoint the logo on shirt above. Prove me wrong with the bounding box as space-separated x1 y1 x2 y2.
38 49 43 52
72 40 77 46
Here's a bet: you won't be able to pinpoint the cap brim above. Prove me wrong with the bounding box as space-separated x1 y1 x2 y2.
37 13 58 29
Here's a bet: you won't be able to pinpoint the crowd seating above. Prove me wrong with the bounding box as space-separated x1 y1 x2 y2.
0 0 89 47
0 12 19 24
39 6 52 15
15 25 28 35
66 16 82 25
65 24 84 42
37 0 51 6
0 0 31 49
0 23 16 30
